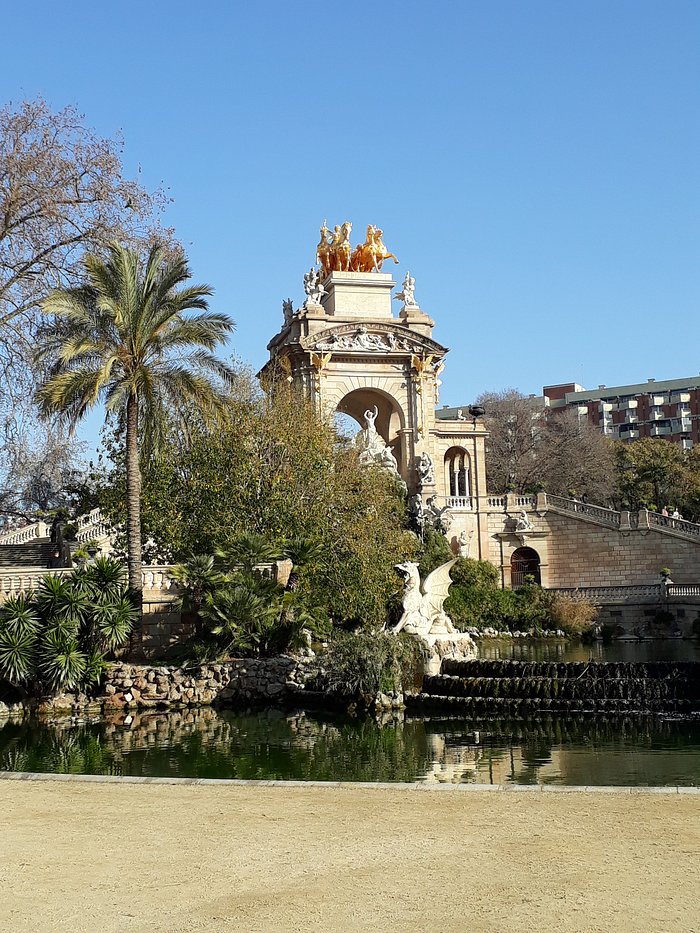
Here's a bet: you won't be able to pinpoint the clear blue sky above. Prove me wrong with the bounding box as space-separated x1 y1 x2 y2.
4 0 699 433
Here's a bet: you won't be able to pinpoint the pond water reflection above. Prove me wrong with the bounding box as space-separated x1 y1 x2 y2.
477 638 700 664
1 705 699 786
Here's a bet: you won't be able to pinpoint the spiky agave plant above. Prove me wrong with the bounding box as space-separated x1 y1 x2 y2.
0 594 40 685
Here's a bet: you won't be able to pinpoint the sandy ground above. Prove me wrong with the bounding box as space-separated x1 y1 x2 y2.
0 780 699 933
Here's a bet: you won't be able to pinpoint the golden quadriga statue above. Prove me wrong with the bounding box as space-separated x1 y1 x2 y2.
316 221 399 278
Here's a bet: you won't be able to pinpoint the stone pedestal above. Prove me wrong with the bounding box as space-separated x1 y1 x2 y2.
320 271 396 318
414 631 478 676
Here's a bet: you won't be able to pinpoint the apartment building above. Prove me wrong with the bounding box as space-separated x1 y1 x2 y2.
543 377 700 448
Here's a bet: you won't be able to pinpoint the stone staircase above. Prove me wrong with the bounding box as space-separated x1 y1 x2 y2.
0 508 114 570
543 494 700 544
412 658 700 715
0 539 57 568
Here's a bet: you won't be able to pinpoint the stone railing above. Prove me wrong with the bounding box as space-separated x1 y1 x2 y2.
0 566 73 597
0 521 49 545
647 511 700 540
0 565 173 601
0 561 282 601
445 496 471 510
76 508 103 529
545 495 621 527
667 584 700 598
75 520 114 544
482 494 536 511
0 507 115 548
550 583 700 604
549 584 662 604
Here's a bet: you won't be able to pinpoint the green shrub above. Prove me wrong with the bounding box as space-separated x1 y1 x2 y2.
317 632 426 703
173 537 332 659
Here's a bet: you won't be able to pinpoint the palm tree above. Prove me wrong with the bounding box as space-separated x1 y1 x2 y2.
35 242 235 603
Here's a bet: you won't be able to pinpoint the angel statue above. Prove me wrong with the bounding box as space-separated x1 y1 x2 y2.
394 270 417 307
303 267 327 308
392 559 459 637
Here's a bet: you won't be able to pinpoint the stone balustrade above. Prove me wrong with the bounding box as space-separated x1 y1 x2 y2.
549 584 663 604
545 495 622 527
0 565 178 601
0 566 72 597
647 511 700 539
75 521 114 543
445 496 471 510
667 583 700 598
76 508 103 528
0 522 49 545
550 583 700 604
0 561 284 602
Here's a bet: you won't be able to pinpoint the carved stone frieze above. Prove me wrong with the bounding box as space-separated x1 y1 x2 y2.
301 323 445 357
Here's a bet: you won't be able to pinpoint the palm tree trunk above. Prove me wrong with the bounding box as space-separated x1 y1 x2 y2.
125 391 143 608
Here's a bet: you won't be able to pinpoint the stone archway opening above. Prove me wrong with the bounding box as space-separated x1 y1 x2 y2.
510 546 541 588
444 446 470 501
336 388 405 475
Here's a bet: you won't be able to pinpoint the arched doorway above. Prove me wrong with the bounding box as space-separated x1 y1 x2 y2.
510 547 541 588
335 387 405 475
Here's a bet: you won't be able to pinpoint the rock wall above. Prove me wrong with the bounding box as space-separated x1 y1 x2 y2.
104 658 312 709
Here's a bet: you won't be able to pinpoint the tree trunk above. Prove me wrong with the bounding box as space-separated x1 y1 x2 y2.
125 391 143 609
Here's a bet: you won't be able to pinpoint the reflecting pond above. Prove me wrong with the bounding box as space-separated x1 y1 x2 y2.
477 638 700 664
1 706 700 786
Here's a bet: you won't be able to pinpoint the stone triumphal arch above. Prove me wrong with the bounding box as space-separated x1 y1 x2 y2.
258 226 491 560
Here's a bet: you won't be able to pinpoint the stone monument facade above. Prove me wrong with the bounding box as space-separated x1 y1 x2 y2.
258 222 490 560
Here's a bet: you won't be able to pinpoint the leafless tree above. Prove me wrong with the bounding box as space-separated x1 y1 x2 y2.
0 97 172 395
0 422 86 521
0 97 174 517
476 389 616 502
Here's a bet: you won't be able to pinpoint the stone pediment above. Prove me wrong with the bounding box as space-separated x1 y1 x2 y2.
301 323 446 356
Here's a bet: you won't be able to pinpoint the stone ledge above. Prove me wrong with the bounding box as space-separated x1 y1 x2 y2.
0 771 696 793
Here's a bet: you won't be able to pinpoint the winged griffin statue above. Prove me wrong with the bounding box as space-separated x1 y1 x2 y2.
392 559 459 637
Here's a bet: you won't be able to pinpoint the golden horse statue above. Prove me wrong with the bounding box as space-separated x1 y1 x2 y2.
351 225 399 272
315 220 333 278
330 220 353 272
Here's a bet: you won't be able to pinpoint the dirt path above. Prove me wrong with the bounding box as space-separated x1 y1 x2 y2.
1 779 698 932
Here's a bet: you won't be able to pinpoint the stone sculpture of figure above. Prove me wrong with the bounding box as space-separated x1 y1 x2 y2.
363 405 378 435
354 326 388 351
356 406 399 476
282 298 294 326
456 409 466 421
394 270 417 307
303 267 327 307
393 560 459 636
316 220 333 278
515 511 532 532
409 493 425 536
416 451 435 486
425 495 452 534
457 529 474 559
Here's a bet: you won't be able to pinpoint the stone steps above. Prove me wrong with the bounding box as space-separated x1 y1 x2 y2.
0 539 55 568
415 658 700 714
